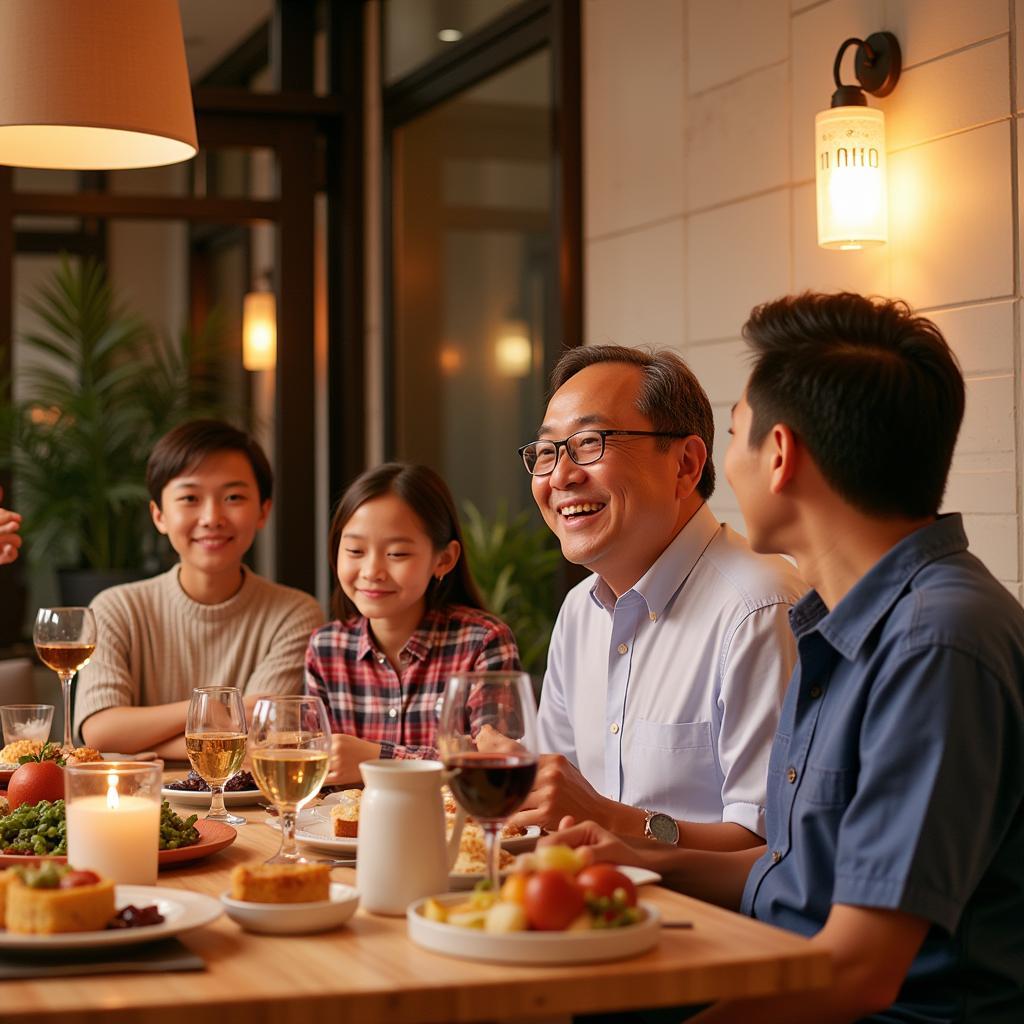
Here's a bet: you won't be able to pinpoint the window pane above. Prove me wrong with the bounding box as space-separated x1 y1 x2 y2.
392 49 552 519
384 0 523 83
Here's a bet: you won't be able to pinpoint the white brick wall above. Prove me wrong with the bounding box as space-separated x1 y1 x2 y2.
583 0 1022 588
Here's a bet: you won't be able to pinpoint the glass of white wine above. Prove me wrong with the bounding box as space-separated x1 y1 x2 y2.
185 687 248 826
33 607 97 751
250 695 331 864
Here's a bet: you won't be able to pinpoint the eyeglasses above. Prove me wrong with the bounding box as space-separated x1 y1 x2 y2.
517 429 686 476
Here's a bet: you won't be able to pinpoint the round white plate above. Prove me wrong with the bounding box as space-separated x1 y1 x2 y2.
407 894 661 964
0 885 222 950
161 786 264 808
221 882 359 935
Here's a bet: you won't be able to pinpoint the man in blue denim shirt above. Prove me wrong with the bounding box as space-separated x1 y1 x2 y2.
551 292 1024 1023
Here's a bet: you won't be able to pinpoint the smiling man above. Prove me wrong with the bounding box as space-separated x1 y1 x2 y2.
75 420 323 759
511 346 805 849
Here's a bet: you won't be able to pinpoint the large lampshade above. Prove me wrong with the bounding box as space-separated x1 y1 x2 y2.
0 0 197 170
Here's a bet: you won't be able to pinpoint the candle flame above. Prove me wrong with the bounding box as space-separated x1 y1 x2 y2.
106 771 120 810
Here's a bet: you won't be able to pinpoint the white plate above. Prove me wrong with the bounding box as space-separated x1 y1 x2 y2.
618 865 662 887
161 787 264 808
0 885 222 950
407 893 661 964
221 882 359 934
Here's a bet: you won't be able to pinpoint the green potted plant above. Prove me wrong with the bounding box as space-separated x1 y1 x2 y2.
0 256 228 603
461 500 563 679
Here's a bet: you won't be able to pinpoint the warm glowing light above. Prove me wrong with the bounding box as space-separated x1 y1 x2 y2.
495 321 532 378
439 346 463 374
815 105 887 250
243 291 277 372
438 28 463 42
0 0 197 170
106 772 119 810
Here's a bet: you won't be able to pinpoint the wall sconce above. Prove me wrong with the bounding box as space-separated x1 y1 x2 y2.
494 319 532 378
816 32 901 250
0 0 197 170
243 288 277 372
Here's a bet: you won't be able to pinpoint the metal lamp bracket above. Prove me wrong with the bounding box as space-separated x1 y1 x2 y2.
831 31 901 107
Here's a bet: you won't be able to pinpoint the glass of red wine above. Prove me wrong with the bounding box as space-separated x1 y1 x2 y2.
437 670 538 891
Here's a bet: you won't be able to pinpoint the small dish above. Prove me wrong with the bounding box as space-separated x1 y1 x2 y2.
220 882 360 934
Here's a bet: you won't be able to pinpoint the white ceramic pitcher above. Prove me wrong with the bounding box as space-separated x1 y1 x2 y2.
356 759 466 915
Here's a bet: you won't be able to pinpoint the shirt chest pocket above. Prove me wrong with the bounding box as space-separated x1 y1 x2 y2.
798 763 858 807
633 719 712 751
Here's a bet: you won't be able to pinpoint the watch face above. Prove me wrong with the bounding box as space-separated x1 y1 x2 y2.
648 812 679 844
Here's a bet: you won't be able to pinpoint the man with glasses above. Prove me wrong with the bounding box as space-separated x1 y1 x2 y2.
504 345 805 850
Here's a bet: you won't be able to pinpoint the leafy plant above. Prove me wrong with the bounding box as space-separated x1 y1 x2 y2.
0 256 229 571
462 500 562 677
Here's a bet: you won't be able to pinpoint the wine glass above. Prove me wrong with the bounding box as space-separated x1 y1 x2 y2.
185 687 248 826
33 607 97 751
437 671 538 890
249 695 331 864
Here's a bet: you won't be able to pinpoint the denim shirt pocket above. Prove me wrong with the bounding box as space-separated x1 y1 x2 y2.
799 762 858 807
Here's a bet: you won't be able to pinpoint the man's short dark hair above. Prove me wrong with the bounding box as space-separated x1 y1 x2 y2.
549 345 716 500
146 419 273 507
742 292 964 519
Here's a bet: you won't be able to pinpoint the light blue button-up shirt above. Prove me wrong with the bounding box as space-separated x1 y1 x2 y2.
537 503 805 835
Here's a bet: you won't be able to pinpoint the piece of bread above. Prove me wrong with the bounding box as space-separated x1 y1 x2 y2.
6 871 115 934
450 822 514 875
329 790 362 837
230 862 331 904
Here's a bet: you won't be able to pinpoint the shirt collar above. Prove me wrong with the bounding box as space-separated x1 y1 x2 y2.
790 513 969 660
588 502 720 616
355 606 445 663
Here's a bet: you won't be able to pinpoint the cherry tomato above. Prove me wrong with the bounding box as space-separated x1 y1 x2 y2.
523 869 585 931
6 760 64 809
576 864 638 907
60 870 100 889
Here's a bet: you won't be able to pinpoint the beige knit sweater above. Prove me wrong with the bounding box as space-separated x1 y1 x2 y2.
74 565 324 735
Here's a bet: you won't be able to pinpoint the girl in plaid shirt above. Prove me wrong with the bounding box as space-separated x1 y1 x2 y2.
305 463 521 784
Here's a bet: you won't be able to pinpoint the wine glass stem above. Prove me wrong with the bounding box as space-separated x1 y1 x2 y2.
280 808 298 859
59 673 73 749
484 822 502 891
209 784 227 819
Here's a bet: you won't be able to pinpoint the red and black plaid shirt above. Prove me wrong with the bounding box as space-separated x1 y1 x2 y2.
303 605 521 759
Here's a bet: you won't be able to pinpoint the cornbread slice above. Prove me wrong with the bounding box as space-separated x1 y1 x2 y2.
230 862 330 904
329 790 362 837
6 872 115 934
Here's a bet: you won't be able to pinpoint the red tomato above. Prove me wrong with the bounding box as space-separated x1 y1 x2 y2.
576 864 638 907
60 870 100 889
523 869 585 931
6 760 65 810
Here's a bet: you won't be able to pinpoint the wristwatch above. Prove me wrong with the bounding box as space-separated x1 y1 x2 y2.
642 809 680 845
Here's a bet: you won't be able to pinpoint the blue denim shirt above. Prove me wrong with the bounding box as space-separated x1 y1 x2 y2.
741 515 1024 1023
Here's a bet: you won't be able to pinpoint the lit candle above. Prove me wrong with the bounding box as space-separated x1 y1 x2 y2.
65 763 161 885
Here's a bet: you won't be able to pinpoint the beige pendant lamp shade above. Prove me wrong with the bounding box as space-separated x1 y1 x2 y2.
0 0 197 170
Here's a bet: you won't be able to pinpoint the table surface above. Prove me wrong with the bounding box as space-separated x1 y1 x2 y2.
0 789 831 1024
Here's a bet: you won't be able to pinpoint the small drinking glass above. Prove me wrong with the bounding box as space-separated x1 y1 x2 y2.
185 687 248 826
250 695 331 864
1 704 55 747
437 671 539 890
33 607 96 751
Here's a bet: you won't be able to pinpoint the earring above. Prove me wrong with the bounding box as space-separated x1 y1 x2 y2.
435 573 445 583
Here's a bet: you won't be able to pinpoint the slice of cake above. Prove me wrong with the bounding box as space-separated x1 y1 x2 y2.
230 862 330 904
6 864 115 934
329 790 362 837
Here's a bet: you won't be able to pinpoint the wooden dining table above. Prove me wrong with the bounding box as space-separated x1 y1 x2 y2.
0 787 831 1024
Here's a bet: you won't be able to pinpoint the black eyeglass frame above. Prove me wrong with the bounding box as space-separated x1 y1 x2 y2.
517 429 687 476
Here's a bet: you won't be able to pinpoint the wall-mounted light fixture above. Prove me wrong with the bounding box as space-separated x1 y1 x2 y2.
243 280 277 373
0 0 197 170
816 32 901 250
494 319 533 378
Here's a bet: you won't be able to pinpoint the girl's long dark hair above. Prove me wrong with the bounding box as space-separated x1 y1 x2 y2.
327 462 486 621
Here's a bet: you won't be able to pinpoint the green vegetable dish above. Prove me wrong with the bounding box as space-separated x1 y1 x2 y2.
0 799 199 856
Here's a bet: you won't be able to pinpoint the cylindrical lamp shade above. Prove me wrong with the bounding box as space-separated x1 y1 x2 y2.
0 0 197 170
815 105 888 250
243 292 277 372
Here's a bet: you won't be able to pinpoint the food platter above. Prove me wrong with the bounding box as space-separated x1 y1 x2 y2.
1 751 159 787
448 862 661 892
407 893 661 964
0 819 237 868
0 885 222 950
161 786 263 808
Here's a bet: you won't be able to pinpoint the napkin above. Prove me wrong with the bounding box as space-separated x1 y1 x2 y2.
0 938 203 978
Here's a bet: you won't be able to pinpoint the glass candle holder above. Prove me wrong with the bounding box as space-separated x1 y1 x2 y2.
65 761 162 884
